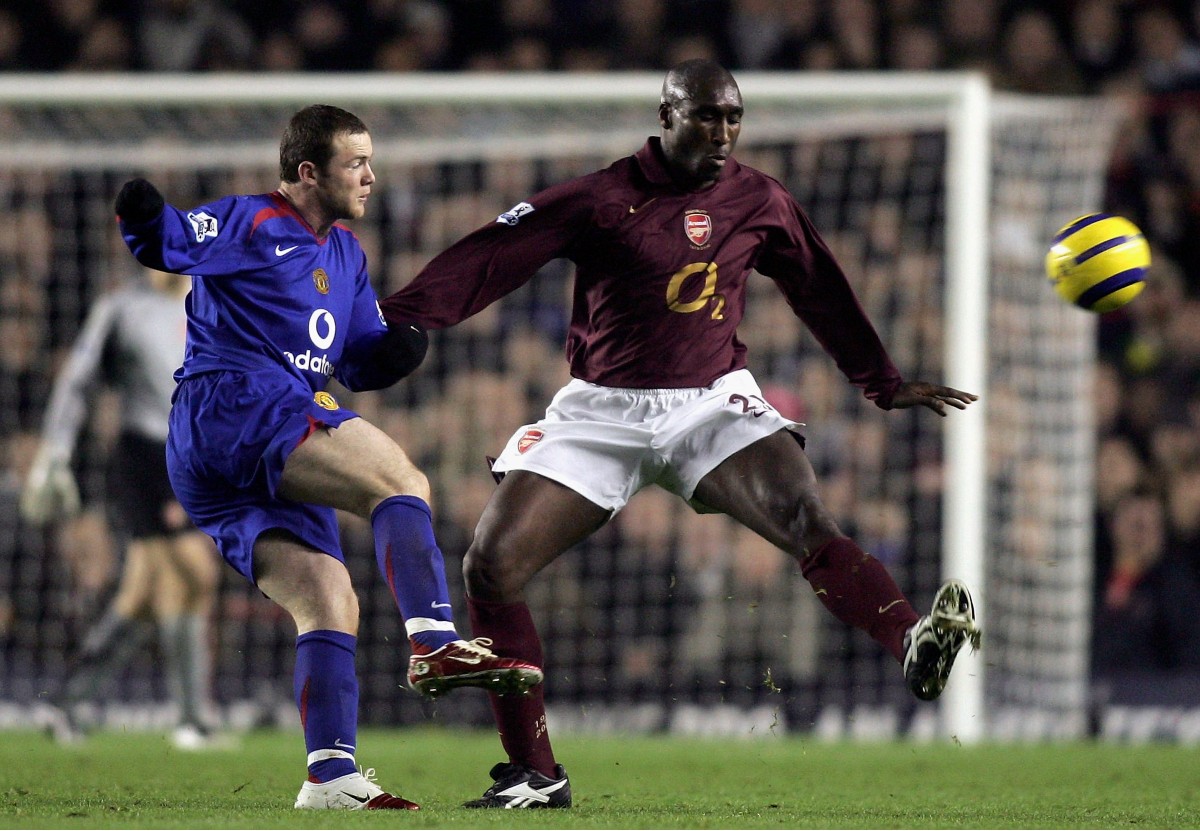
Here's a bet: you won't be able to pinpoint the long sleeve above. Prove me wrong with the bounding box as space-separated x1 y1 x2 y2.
755 194 902 408
121 196 248 277
38 295 118 461
380 182 593 330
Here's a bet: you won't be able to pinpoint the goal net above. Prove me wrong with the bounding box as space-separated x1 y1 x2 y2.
0 73 1120 740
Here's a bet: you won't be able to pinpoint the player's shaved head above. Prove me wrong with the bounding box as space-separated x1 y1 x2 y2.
660 59 739 109
658 60 742 190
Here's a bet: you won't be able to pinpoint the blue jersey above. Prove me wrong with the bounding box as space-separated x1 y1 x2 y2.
121 190 389 581
121 191 388 394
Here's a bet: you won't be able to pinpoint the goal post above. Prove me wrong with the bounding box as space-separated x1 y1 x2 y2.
940 72 992 744
0 72 1119 740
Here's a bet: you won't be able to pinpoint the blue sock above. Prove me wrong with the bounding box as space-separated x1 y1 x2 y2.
371 495 459 653
295 630 359 782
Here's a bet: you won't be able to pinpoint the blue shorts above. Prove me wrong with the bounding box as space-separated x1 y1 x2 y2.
166 369 359 584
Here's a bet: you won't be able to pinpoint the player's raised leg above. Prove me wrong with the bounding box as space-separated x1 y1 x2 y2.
279 417 542 697
692 429 980 700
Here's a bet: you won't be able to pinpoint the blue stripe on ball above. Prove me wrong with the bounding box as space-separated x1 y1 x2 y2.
1052 213 1109 244
1074 233 1142 265
1075 267 1147 310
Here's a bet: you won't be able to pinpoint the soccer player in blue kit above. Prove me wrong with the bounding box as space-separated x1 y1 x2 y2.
116 105 541 811
381 61 983 807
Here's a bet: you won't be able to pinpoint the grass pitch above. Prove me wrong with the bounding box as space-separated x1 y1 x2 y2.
1 726 1197 828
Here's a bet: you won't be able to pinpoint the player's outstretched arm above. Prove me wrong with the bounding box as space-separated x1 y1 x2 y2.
115 178 165 224
888 381 978 417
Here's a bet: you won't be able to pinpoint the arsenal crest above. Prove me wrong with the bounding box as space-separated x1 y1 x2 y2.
517 428 544 454
684 211 712 247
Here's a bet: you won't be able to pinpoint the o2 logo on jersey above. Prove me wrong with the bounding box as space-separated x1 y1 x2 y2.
666 262 725 320
496 201 535 226
186 211 219 243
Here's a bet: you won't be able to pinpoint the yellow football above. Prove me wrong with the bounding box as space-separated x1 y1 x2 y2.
1045 213 1149 313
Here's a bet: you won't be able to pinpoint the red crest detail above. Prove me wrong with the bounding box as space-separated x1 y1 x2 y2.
685 212 712 246
517 429 544 454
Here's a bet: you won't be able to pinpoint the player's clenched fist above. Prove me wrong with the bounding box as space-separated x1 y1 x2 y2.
115 178 165 224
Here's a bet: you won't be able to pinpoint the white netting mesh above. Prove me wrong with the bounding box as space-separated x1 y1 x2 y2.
984 97 1110 739
0 75 1119 738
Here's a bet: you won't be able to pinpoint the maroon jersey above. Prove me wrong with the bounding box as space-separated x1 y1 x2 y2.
381 138 902 405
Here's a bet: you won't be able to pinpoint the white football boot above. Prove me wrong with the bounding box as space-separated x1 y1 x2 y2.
295 768 419 810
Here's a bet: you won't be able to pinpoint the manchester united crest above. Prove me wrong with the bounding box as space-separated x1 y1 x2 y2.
313 268 329 294
684 211 712 247
313 391 339 410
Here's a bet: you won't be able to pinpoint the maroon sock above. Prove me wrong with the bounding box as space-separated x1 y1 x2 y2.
467 596 557 777
800 537 919 663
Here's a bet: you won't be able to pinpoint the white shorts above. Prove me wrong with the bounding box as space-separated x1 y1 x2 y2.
491 369 801 513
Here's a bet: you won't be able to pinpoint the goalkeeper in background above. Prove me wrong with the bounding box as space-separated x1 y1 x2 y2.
22 266 221 750
115 104 540 811
381 59 982 808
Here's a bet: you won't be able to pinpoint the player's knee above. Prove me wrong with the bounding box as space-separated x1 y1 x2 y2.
399 466 431 502
462 536 523 601
462 544 500 598
372 464 431 509
259 555 359 632
774 492 839 554
798 501 840 552
314 565 357 605
293 580 359 633
348 468 431 519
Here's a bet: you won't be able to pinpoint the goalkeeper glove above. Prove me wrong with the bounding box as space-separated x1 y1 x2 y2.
115 178 165 224
20 448 80 526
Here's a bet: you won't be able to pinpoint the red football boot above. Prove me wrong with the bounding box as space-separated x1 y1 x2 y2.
408 638 543 698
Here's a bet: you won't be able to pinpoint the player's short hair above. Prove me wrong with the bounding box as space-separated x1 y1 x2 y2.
661 59 738 108
279 105 369 183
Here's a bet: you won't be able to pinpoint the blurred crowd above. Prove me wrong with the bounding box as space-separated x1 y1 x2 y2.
2 0 1200 719
0 0 1189 87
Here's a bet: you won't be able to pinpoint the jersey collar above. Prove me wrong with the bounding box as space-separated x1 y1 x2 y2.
634 136 739 190
269 190 327 242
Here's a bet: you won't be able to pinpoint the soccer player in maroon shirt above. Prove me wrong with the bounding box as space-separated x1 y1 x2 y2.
381 59 982 808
